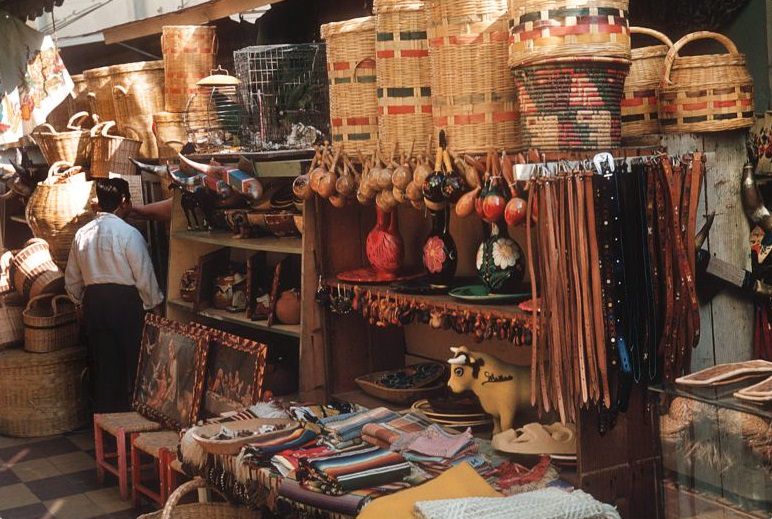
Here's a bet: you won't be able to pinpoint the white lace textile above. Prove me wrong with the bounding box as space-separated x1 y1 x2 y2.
414 487 621 519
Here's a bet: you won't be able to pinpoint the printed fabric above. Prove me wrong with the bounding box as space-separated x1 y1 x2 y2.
319 407 399 445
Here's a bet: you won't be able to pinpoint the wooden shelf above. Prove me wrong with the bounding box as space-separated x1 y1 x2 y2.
168 298 301 338
171 231 302 254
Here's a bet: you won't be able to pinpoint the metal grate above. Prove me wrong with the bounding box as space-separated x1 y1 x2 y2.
234 43 329 150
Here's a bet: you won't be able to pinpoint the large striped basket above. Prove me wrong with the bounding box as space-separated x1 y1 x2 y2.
9 239 65 301
621 27 673 138
321 16 379 155
513 57 630 150
162 25 217 113
374 0 432 156
426 0 519 153
659 31 753 133
507 0 631 68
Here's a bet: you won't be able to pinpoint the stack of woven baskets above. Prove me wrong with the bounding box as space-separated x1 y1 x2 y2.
508 0 632 150
0 241 86 438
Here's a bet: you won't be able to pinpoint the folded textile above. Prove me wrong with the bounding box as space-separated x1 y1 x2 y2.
362 433 391 450
358 462 501 519
289 402 362 425
278 477 374 516
493 456 558 495
241 426 318 463
361 412 434 447
320 407 400 443
393 424 474 458
414 487 621 519
271 445 333 477
299 445 410 495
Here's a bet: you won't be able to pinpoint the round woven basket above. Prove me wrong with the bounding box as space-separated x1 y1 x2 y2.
0 346 88 437
84 65 117 122
513 57 630 150
23 293 80 353
0 294 24 350
507 0 631 68
10 238 65 300
321 16 379 155
90 121 143 178
112 60 165 159
153 110 211 160
621 27 673 138
138 479 255 519
374 0 432 156
31 112 92 166
659 31 754 133
25 164 95 268
162 25 217 113
426 0 519 153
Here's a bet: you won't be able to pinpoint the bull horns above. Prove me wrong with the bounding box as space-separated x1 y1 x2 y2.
447 354 468 365
178 153 225 176
741 163 772 232
694 213 715 251
131 158 171 176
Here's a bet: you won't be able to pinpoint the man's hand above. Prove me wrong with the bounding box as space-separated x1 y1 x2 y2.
149 304 164 316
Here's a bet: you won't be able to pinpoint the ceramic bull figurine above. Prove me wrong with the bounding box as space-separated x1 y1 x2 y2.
447 346 531 434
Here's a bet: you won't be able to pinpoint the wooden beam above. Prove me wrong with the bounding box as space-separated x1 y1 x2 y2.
102 0 284 45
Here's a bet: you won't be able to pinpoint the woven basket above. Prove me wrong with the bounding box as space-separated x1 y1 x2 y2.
162 25 217 113
0 346 88 437
426 0 519 153
10 238 65 300
507 0 631 68
84 65 117 122
112 60 165 159
90 121 143 178
153 110 210 160
621 27 673 138
0 249 14 295
189 418 297 456
25 163 95 268
659 31 754 133
374 0 432 155
138 479 255 519
72 74 90 114
513 57 630 150
31 112 92 166
321 16 379 155
0 294 24 350
23 293 79 353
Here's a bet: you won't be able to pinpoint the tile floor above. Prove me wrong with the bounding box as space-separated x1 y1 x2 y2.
0 430 154 519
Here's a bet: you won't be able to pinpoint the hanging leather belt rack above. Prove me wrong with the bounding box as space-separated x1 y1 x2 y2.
521 151 704 430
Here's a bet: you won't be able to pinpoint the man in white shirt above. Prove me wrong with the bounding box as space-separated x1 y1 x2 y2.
65 178 164 412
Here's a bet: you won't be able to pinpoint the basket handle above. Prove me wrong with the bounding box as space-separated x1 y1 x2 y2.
630 27 673 48
353 58 375 83
67 111 91 130
211 32 219 56
51 294 74 316
47 160 74 180
32 123 57 135
122 125 142 141
24 293 56 313
113 84 128 97
662 31 741 86
161 478 230 519
91 121 114 137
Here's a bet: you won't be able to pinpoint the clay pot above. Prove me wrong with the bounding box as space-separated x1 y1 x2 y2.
476 223 525 293
275 289 301 325
292 174 312 200
366 206 404 274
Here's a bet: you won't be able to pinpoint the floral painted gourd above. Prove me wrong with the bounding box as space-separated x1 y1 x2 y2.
476 223 525 293
422 206 457 287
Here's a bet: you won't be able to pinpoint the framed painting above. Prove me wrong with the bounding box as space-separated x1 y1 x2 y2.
133 314 210 429
192 326 269 416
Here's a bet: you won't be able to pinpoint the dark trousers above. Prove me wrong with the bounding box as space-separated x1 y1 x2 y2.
83 284 144 413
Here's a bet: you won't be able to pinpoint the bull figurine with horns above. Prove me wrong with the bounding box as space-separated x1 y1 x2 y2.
447 346 531 434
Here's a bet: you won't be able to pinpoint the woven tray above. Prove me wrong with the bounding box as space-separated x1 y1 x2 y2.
355 362 447 404
190 417 297 456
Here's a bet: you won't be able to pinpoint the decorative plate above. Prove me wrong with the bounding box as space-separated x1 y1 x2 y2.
449 284 530 304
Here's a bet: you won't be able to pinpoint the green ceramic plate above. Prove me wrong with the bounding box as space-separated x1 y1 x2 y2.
448 284 530 304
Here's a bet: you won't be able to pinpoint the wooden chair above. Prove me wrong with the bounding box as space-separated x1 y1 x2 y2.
164 456 190 499
131 430 180 507
94 412 162 500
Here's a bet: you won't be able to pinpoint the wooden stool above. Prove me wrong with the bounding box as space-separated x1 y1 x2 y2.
131 430 180 507
94 412 161 500
164 456 190 499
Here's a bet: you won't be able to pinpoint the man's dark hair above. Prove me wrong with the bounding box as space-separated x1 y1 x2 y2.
96 178 131 213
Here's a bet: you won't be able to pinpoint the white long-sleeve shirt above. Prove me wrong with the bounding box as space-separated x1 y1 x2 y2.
65 212 164 310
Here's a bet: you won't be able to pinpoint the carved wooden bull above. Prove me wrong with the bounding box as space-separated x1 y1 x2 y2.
447 346 531 434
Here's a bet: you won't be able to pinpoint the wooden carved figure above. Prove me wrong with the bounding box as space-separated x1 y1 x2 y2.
447 345 531 433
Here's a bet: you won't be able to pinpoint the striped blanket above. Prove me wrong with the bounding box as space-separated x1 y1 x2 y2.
241 426 319 464
361 412 434 448
320 407 399 445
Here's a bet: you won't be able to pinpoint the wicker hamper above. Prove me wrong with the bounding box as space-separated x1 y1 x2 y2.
138 479 254 519
513 57 630 150
507 0 631 68
111 60 165 159
153 110 211 160
23 294 79 353
90 121 143 178
374 0 433 155
321 16 379 155
621 27 673 138
0 346 88 437
426 0 519 153
0 293 24 350
659 31 754 133
31 112 92 166
25 163 95 268
162 25 217 113
10 238 65 300
84 65 117 122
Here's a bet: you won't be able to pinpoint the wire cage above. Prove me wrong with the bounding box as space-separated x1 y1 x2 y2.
184 66 245 152
234 44 329 150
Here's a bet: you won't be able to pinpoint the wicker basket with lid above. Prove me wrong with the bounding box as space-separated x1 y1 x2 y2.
426 0 519 153
659 31 754 133
374 0 432 156
321 16 379 155
621 27 673 138
162 25 217 113
84 65 117 121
